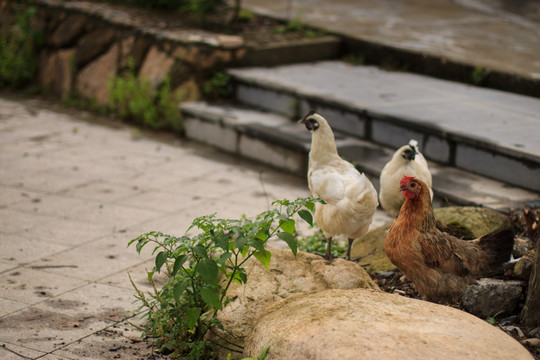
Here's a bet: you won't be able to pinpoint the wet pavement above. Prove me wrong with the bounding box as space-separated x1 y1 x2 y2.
0 95 392 359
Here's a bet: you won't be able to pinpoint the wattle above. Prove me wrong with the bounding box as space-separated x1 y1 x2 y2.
403 190 416 199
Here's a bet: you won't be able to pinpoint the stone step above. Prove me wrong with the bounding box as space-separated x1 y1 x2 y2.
180 101 540 211
227 61 540 193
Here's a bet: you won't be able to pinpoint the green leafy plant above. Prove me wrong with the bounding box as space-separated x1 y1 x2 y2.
236 346 269 360
129 197 318 359
343 54 365 66
471 66 488 86
108 59 182 131
487 310 506 325
297 228 344 258
202 71 232 99
237 8 254 21
273 17 321 38
0 5 43 88
183 0 226 24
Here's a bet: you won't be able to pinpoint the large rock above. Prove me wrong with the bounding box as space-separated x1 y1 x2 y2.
461 278 524 319
39 49 75 97
211 249 377 358
350 221 394 273
244 289 533 360
75 26 116 69
138 46 176 90
435 206 512 238
48 13 87 47
351 206 512 274
76 43 118 105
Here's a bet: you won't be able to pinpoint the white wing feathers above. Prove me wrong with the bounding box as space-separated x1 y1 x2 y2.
308 158 378 239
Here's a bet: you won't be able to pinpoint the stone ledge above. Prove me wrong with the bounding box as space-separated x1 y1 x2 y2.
228 68 540 193
1 0 341 107
180 101 540 211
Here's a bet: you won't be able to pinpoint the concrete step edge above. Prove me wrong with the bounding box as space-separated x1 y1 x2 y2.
180 101 540 212
227 70 540 192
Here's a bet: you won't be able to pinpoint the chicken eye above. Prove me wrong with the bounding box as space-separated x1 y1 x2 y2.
410 183 416 188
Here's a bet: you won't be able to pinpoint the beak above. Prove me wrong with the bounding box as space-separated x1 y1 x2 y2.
298 110 316 124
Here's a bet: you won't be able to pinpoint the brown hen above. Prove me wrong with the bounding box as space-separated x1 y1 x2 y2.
384 176 514 303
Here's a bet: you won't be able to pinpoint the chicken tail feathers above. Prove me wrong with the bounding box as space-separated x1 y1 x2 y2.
476 228 514 274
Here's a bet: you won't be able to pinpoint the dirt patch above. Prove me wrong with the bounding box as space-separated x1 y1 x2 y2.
0 307 97 331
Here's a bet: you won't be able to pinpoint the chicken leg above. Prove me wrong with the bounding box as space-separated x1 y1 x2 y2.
346 238 354 260
325 236 333 260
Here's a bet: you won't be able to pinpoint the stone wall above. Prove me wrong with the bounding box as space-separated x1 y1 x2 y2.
1 0 246 105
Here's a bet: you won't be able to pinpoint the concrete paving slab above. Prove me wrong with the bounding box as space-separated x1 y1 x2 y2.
28 235 152 282
67 202 164 231
60 180 147 204
0 342 47 359
39 282 134 321
51 326 160 360
0 208 52 235
0 305 114 353
19 216 110 247
99 259 158 292
0 297 29 317
0 233 70 265
0 267 86 305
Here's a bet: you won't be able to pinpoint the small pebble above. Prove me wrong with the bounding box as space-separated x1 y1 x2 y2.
528 327 540 337
522 338 540 348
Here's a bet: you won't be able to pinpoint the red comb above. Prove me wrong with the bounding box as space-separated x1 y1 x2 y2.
400 175 415 187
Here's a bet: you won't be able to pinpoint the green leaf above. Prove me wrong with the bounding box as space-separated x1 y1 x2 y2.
200 286 221 309
198 258 218 285
255 232 268 241
277 232 297 256
214 233 229 251
298 209 313 226
305 201 315 212
235 236 247 251
219 252 231 265
193 243 208 259
248 238 265 253
253 250 272 269
233 268 247 284
279 219 296 234
155 251 168 273
185 307 201 329
173 281 188 302
172 254 188 276
260 346 270 360
240 246 249 258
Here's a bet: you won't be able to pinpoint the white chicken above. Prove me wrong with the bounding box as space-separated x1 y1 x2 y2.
379 139 433 217
300 111 378 260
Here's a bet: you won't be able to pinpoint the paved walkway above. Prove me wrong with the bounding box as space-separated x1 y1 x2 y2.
0 95 392 359
244 0 540 85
